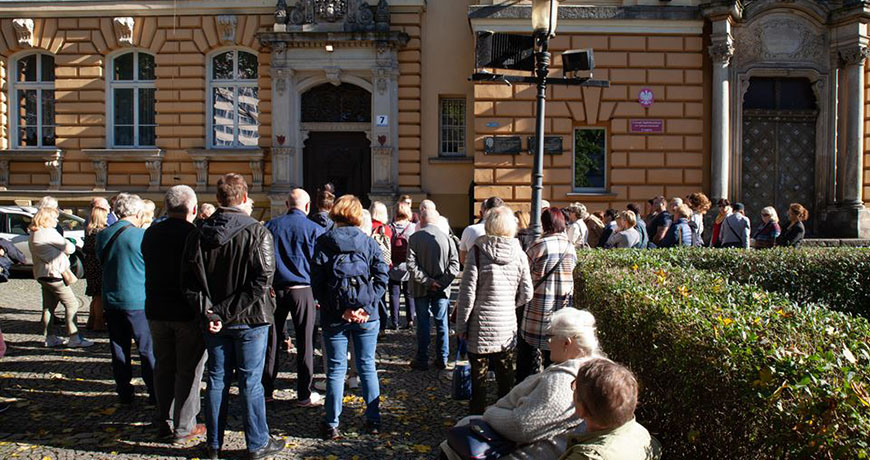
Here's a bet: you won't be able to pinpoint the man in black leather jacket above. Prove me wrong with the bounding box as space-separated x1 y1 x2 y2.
182 173 285 460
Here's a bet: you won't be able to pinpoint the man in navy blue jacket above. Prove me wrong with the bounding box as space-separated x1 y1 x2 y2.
262 188 325 406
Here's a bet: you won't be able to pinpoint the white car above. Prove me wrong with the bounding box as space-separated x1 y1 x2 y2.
0 205 86 278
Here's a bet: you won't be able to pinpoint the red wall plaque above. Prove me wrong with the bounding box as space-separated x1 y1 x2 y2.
629 119 664 133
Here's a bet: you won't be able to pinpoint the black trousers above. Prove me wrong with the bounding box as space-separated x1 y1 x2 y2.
262 287 317 401
515 336 551 385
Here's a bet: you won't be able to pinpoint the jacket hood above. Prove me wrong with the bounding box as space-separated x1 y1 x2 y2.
199 207 258 247
319 225 369 253
474 235 522 265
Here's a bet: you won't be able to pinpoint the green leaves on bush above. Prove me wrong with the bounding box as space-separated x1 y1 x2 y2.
596 247 870 317
574 251 870 459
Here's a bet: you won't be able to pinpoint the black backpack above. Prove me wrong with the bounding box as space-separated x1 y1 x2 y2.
326 250 374 314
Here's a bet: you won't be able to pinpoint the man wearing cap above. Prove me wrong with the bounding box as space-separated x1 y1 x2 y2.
719 202 751 248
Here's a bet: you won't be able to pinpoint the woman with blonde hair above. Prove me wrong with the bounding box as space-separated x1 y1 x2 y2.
83 198 110 331
141 199 156 228
29 207 93 348
753 206 781 249
456 205 533 415
515 210 536 251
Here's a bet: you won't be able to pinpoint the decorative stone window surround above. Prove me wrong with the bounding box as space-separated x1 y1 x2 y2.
188 148 265 192
0 149 63 190
82 148 163 191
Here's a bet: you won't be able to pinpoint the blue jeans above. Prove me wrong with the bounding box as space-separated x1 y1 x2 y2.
203 324 270 452
104 309 155 401
414 295 449 365
322 320 380 428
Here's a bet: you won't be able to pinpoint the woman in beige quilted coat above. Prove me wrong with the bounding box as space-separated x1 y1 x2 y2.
456 205 533 415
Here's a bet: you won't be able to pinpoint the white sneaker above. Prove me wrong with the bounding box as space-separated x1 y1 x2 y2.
347 376 360 389
314 380 327 392
66 335 94 348
297 391 324 407
45 335 66 348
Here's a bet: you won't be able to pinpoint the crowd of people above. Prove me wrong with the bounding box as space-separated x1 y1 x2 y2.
549 193 810 250
5 177 822 459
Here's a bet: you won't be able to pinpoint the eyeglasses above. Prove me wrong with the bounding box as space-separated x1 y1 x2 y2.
761 213 770 217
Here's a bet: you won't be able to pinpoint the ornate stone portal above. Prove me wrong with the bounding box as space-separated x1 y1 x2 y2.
704 0 870 237
259 0 408 216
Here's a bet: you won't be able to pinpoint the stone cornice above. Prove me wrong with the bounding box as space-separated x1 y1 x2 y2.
468 4 701 21
258 30 410 49
1 148 63 161
82 148 163 161
188 148 265 161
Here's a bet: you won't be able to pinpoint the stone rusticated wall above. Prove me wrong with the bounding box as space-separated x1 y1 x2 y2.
0 15 274 190
0 11 425 205
473 33 708 212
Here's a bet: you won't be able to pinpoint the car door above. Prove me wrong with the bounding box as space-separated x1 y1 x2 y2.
4 212 34 265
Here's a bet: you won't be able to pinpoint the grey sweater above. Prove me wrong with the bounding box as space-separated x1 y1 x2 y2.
456 235 533 354
406 224 460 298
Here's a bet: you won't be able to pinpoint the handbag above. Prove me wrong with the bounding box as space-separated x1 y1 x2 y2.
388 261 409 282
452 339 472 400
447 418 516 460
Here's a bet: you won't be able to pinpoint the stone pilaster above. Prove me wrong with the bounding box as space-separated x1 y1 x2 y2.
708 23 734 203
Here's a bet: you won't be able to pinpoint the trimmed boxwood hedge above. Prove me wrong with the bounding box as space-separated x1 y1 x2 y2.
574 251 870 459
591 247 870 317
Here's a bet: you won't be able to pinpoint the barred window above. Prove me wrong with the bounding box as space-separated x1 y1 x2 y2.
573 128 607 192
11 53 55 148
439 97 466 156
108 50 156 147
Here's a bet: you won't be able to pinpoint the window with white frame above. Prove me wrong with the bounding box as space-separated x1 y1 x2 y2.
11 53 56 148
208 49 259 148
573 128 607 192
108 51 156 147
439 97 466 156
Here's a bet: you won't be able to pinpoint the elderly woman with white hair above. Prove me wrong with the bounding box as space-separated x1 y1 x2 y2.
753 206 781 249
564 203 589 249
456 205 533 415
442 308 603 459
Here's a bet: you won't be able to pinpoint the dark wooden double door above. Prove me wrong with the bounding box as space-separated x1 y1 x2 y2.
302 131 371 207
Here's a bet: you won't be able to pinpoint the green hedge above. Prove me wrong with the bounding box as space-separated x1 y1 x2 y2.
588 247 870 317
574 251 870 459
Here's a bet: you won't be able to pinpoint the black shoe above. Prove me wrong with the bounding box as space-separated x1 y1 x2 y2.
319 422 341 440
365 419 381 435
433 360 447 370
248 436 285 460
409 360 429 371
205 446 221 460
0 402 10 414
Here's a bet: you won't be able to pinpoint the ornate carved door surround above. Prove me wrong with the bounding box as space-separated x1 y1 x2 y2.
702 0 870 237
259 0 408 217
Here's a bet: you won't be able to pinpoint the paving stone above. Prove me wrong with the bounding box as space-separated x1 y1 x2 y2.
0 278 475 459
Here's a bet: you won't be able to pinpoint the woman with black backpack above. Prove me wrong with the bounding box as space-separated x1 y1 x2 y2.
312 195 389 440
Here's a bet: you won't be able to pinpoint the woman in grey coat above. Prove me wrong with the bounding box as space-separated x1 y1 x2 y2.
456 205 533 415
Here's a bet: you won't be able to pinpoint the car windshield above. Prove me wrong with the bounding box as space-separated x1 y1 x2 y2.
59 213 84 232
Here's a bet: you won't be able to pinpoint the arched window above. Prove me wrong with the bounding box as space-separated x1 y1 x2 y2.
208 49 259 148
10 52 55 148
108 50 156 147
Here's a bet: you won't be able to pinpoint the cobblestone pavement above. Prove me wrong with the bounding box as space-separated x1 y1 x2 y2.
0 278 471 459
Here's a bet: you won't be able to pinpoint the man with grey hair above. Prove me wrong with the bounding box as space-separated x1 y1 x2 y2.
97 193 156 405
142 185 207 443
416 199 451 235
262 187 325 406
406 208 460 370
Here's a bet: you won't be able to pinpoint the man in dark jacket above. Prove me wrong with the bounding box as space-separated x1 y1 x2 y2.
406 209 459 371
262 188 324 406
142 185 206 444
182 174 284 460
0 237 25 282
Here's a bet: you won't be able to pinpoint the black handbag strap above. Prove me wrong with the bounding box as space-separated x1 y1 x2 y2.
99 224 131 266
535 246 570 289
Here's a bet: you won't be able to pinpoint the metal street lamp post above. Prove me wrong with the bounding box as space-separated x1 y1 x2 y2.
529 0 558 239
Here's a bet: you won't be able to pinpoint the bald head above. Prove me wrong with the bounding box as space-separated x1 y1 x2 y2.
287 188 311 213
420 208 441 226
